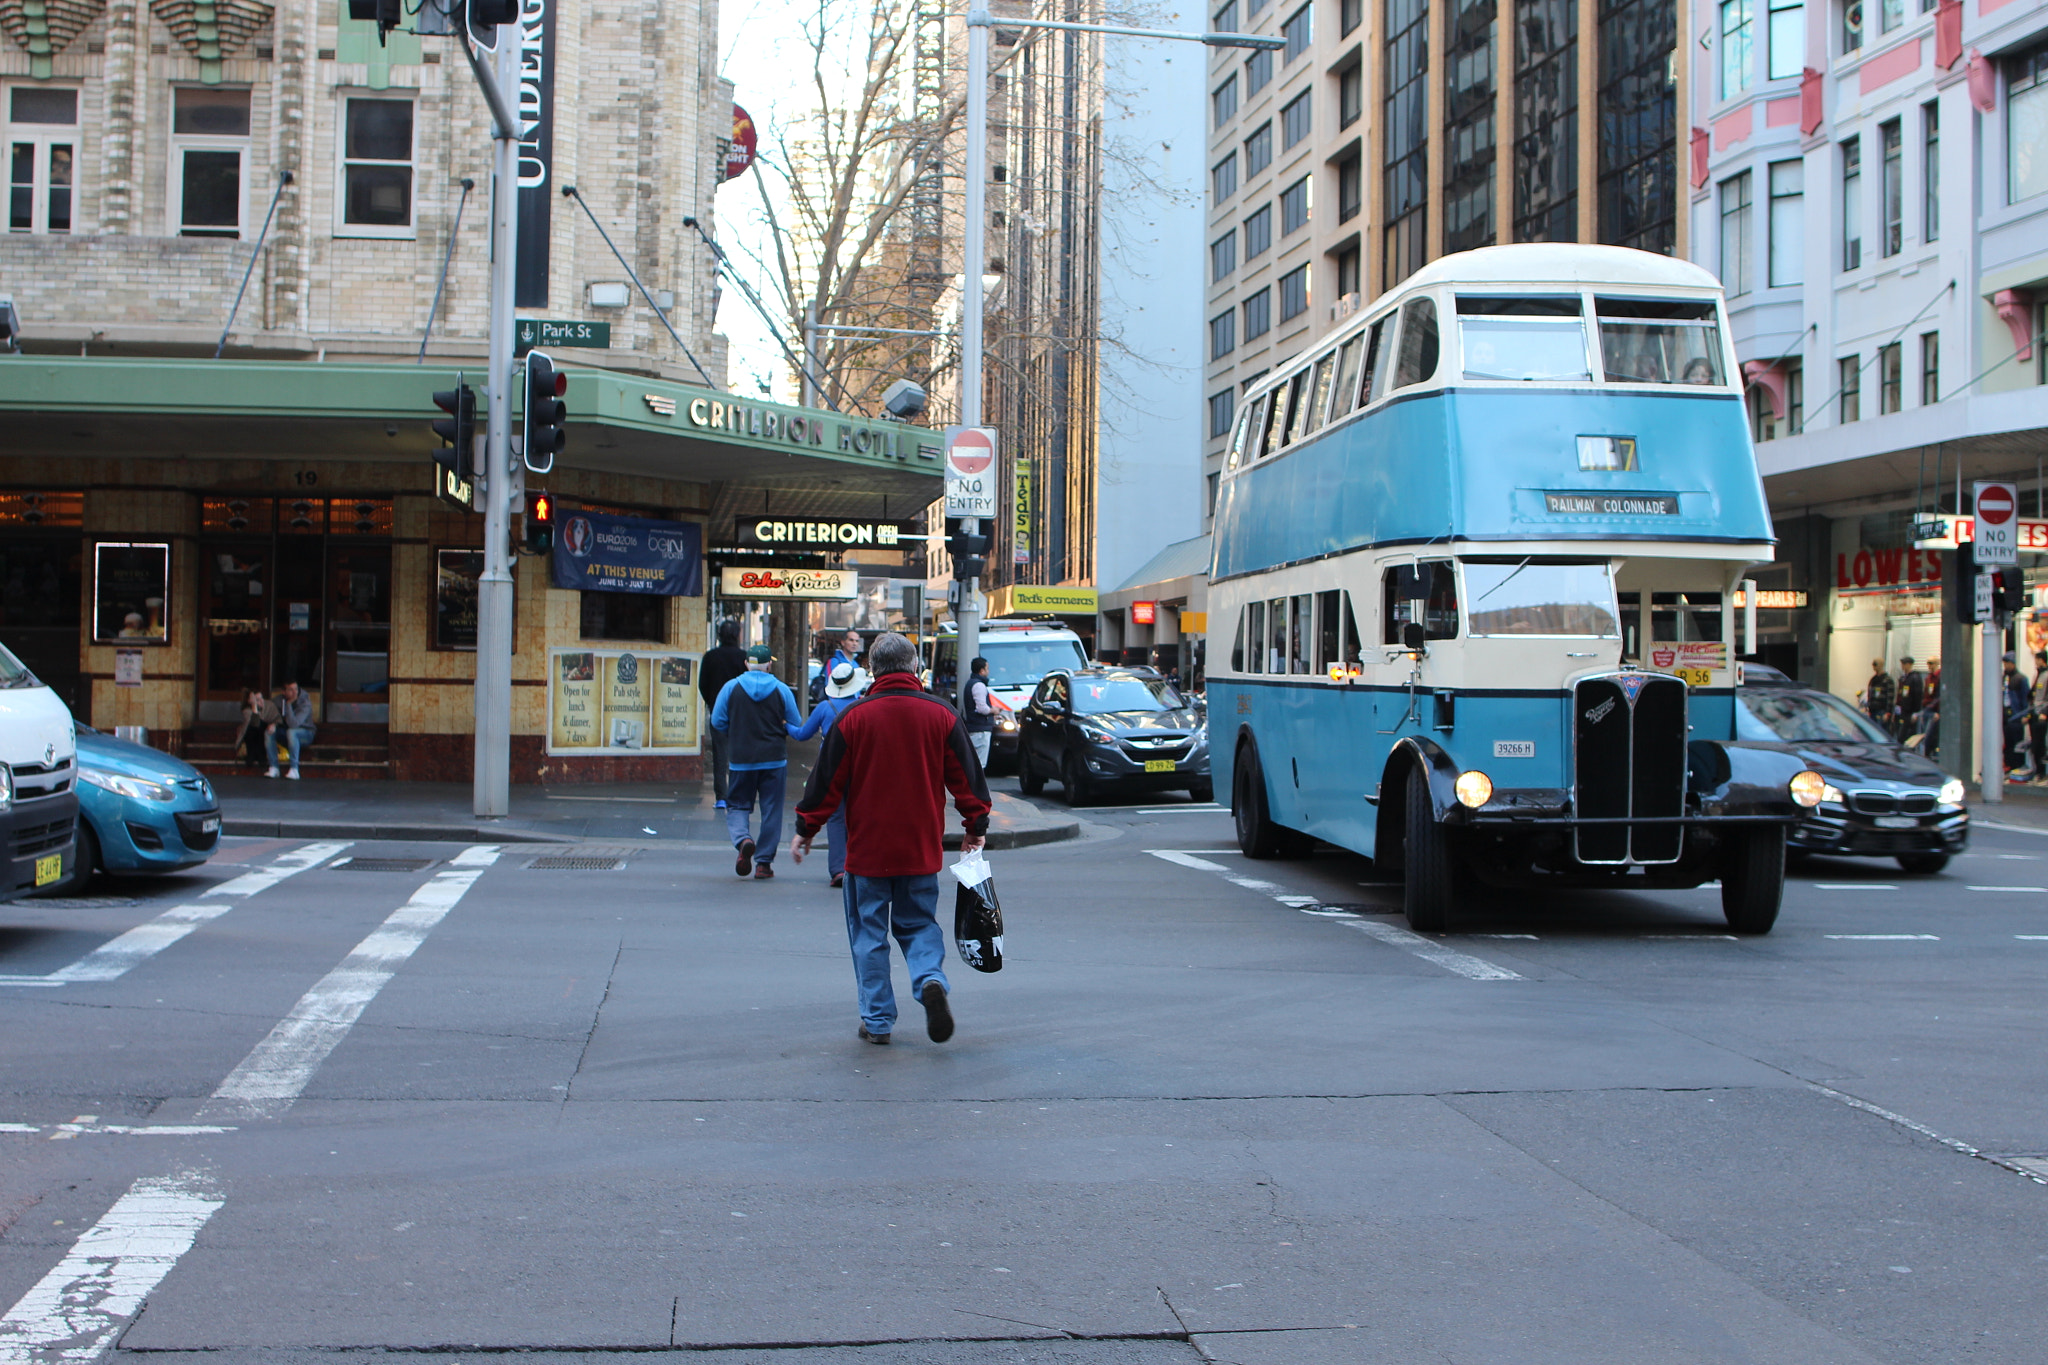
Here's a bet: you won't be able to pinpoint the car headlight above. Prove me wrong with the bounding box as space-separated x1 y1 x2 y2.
1939 778 1966 807
1082 727 1118 746
1789 770 1827 808
997 716 1019 731
80 769 176 802
0 765 11 810
1820 782 1846 806
1454 770 1493 808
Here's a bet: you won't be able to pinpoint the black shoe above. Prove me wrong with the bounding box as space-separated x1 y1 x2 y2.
752 862 775 880
829 874 844 889
859 1025 890 1045
920 981 954 1043
735 838 755 876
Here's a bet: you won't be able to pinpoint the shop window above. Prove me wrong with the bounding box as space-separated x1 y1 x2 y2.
339 95 415 235
581 590 668 643
6 85 78 234
1384 560 1459 641
0 491 83 527
171 87 251 238
202 496 275 533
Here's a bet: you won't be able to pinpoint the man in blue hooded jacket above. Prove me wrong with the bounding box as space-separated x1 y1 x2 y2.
711 644 802 879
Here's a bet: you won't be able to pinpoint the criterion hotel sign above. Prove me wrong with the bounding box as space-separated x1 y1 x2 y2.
718 566 859 600
730 518 908 548
677 396 936 466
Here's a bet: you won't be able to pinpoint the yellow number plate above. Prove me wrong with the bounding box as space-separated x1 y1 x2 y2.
1144 759 1177 773
1674 667 1713 685
34 854 61 887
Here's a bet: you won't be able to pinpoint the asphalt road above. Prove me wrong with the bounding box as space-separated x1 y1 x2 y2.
0 784 2043 1364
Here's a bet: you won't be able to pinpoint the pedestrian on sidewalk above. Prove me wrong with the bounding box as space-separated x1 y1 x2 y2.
711 644 801 880
791 631 991 1046
963 655 996 770
1895 657 1925 742
787 660 864 888
237 688 279 769
2029 650 2048 783
264 680 315 780
1919 657 1942 758
699 618 749 809
2003 652 2032 777
1863 659 1896 733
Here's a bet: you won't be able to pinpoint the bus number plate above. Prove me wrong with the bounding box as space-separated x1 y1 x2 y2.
1493 741 1535 758
1144 759 1177 773
34 855 61 887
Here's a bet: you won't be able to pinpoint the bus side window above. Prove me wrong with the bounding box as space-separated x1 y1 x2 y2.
1393 297 1440 389
1364 317 1395 405
1330 337 1363 421
1299 353 1335 440
1257 390 1285 458
1267 597 1288 672
1315 589 1340 672
1343 593 1361 665
1278 371 1309 449
1291 593 1313 673
1231 607 1247 672
1246 600 1265 672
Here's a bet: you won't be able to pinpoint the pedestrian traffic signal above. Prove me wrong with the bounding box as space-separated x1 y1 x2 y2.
523 491 555 555
347 0 403 41
944 515 990 581
465 0 518 49
431 379 478 485
523 350 567 474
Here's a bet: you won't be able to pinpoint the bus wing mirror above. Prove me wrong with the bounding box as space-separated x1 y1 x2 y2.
1401 622 1428 654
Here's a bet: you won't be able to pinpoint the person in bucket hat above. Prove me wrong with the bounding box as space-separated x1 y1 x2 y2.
787 660 865 887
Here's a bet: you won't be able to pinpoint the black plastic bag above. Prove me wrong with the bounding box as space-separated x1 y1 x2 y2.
949 850 1004 973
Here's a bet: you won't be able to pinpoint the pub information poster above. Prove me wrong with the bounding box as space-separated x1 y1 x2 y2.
652 657 696 747
551 651 599 748
547 648 701 755
603 652 649 749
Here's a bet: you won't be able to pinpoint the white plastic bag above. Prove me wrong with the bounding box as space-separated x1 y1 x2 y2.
947 848 992 887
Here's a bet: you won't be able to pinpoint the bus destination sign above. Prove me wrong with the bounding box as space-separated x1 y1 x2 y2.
1544 491 1679 516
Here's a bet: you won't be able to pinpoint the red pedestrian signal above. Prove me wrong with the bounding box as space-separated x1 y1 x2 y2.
524 490 555 555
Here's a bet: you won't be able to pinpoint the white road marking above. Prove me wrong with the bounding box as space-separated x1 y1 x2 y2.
1144 849 1522 980
2015 935 2048 940
1825 934 1940 940
1811 1085 2048 1186
1813 883 1897 891
201 847 499 1120
1965 885 2048 892
1133 806 1226 814
0 842 350 990
545 794 674 803
1966 820 2048 837
0 1171 224 1362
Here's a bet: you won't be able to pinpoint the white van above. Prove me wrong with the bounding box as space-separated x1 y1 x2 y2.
0 641 79 900
928 619 1090 772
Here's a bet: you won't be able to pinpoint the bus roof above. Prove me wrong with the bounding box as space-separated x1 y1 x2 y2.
1397 244 1723 296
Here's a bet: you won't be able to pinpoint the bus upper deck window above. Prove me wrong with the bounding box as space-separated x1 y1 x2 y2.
1330 336 1364 420
1295 353 1335 441
1392 297 1439 389
1279 372 1311 448
1456 295 1592 382
1363 317 1394 404
1596 296 1725 386
1256 389 1284 458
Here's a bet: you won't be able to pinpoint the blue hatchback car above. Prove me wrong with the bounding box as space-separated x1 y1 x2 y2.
55 724 222 891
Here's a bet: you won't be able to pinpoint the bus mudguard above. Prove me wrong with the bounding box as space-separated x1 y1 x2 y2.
1687 741 1813 820
1372 738 1463 865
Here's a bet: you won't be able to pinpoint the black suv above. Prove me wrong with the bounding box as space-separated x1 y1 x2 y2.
1016 667 1211 805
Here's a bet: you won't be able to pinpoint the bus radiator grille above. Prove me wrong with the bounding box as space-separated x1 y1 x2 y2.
1572 672 1688 866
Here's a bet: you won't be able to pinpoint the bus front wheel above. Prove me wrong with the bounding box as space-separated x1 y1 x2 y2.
1402 764 1459 933
1234 746 1291 859
1719 825 1785 934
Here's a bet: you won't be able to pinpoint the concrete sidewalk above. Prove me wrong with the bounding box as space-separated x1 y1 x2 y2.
1962 778 2048 834
213 742 1076 848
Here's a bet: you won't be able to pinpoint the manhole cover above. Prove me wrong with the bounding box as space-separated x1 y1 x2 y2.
526 855 626 871
333 857 437 872
29 897 139 909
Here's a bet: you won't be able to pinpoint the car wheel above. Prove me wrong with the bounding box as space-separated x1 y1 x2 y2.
1719 825 1786 934
1402 764 1458 933
1061 751 1093 806
1017 745 1046 796
1895 852 1950 875
36 820 99 897
1188 781 1215 804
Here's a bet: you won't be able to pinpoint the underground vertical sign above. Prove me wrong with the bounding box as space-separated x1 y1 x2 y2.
943 426 998 518
515 0 556 308
1974 480 2018 566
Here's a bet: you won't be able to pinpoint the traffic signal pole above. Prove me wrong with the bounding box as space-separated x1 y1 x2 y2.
473 24 520 818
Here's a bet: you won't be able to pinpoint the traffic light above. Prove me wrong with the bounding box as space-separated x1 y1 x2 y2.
1950 541 1979 625
466 0 519 49
944 515 990 582
523 491 555 555
347 0 403 42
1998 566 2027 616
431 378 477 485
523 349 567 474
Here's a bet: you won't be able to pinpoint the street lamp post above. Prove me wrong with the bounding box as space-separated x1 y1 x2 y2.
955 6 1281 701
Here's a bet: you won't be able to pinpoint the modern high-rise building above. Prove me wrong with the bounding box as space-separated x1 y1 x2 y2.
1199 0 1689 519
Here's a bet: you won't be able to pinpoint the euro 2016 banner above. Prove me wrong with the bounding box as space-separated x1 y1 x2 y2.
549 511 704 596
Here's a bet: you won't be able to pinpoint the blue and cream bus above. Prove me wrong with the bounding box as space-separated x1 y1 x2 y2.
1208 245 1822 934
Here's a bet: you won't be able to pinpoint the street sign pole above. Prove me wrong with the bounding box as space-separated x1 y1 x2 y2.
474 25 520 819
1973 482 2018 805
957 3 991 713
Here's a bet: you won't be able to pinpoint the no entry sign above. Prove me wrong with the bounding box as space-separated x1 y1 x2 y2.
943 426 998 517
1973 481 2018 565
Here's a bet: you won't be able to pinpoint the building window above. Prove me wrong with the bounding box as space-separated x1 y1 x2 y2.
1281 175 1312 233
1215 0 1239 30
170 87 251 239
1249 0 1269 14
1720 0 1753 97
1343 0 1364 31
1878 341 1902 414
1214 152 1239 203
1879 118 1902 256
1878 0 1902 32
1514 0 1577 243
1214 75 1240 129
339 96 415 234
1338 150 1362 220
1339 62 1363 127
1767 0 1803 79
2010 44 2048 204
580 592 668 644
1211 310 1237 359
1279 263 1311 321
1445 0 1497 253
1719 170 1752 295
1336 243 1361 297
1596 0 1677 255
6 86 77 234
1246 121 1273 175
1839 354 1861 421
1246 47 1274 96
1841 0 1862 53
1922 100 1939 242
1919 331 1939 405
1245 202 1273 256
1209 389 1237 438
1767 158 1802 286
1244 286 1273 339
1213 230 1238 281
1841 136 1861 270
1282 90 1313 147
1752 362 1804 437
1383 0 1430 285
1285 4 1314 60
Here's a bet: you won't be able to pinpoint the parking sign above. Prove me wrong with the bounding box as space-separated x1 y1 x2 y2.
943 426 999 518
1974 481 2018 566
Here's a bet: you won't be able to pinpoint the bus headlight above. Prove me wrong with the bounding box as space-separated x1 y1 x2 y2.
1939 778 1966 807
1454 770 1493 808
1789 770 1827 808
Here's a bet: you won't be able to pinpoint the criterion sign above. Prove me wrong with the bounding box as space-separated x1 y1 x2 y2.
1973 480 2018 566
943 426 999 518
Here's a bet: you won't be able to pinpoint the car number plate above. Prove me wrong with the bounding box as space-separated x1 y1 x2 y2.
34 854 61 886
200 817 220 834
1875 815 1919 829
1144 759 1177 773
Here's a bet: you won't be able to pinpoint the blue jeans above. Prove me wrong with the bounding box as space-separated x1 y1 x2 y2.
843 873 948 1035
723 766 784 863
273 727 314 768
825 807 847 877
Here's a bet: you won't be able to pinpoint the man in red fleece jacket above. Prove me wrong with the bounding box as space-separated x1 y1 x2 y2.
792 631 991 1045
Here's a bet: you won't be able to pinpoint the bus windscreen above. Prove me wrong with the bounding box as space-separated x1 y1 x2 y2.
1463 560 1620 637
